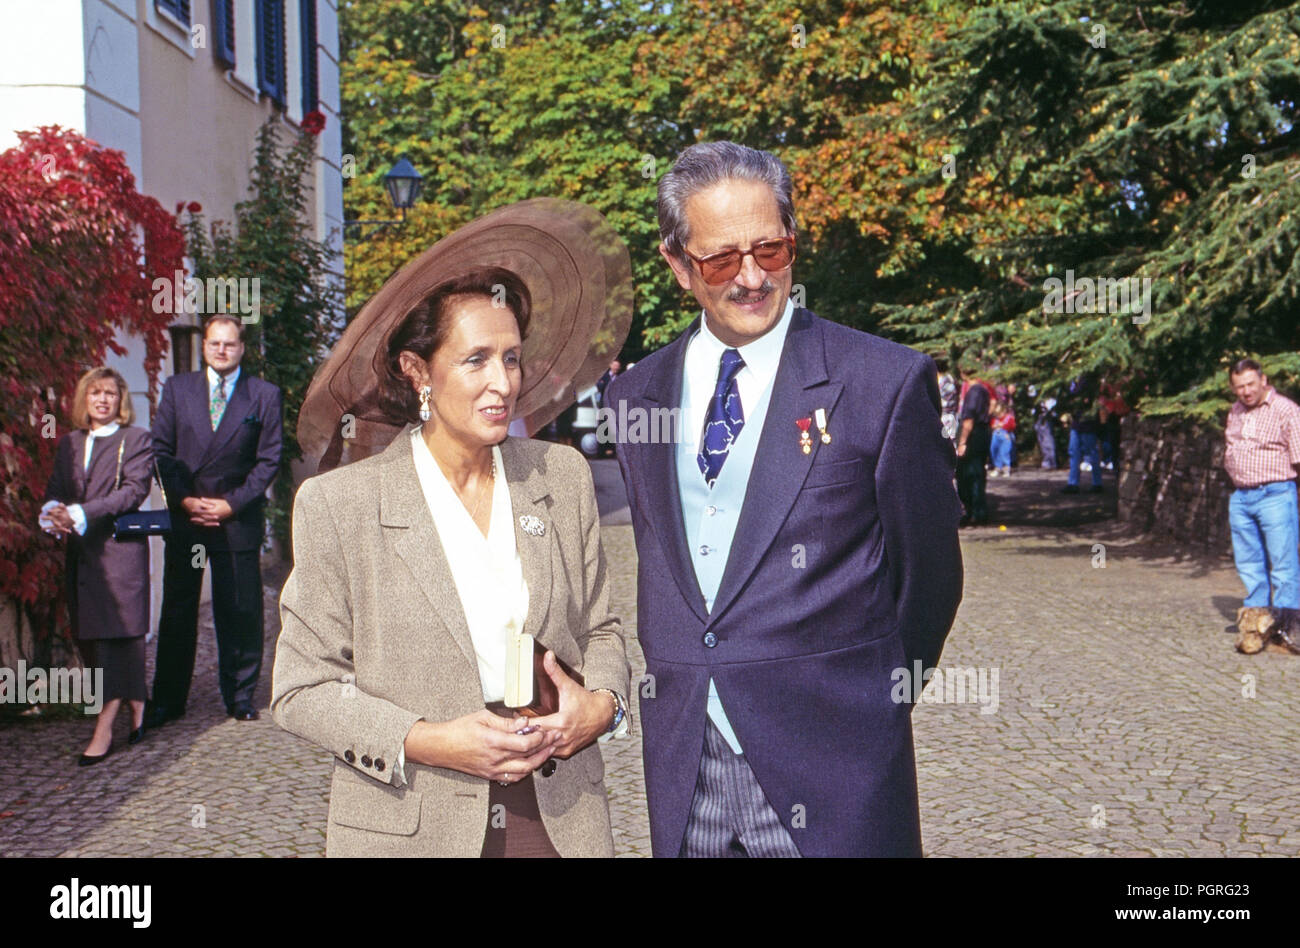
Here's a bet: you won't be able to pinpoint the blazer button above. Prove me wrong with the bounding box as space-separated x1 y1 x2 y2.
374 758 385 772
344 750 355 764
703 631 718 648
540 760 557 778
360 755 372 768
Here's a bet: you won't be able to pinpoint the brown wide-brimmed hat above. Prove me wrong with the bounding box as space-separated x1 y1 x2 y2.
298 198 633 473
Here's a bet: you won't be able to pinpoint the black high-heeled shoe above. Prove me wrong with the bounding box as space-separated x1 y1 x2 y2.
127 725 145 745
78 744 114 767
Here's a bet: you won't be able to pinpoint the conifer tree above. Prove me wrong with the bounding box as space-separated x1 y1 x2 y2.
879 1 1300 422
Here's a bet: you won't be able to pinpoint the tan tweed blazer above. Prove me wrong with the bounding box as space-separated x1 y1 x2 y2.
271 432 630 857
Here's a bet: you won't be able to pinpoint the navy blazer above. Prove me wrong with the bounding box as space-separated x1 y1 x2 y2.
607 308 963 857
152 369 283 552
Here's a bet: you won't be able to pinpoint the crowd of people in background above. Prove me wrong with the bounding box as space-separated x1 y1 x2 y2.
937 362 1130 526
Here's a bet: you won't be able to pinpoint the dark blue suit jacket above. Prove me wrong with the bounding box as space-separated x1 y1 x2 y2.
607 308 963 856
152 369 283 552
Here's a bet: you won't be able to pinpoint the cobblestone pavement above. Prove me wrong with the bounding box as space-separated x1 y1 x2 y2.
2 465 1297 857
918 468 1299 857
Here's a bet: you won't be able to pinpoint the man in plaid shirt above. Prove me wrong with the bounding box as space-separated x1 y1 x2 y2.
1224 359 1300 614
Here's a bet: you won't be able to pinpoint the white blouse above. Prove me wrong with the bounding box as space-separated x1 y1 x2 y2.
408 427 529 704
84 421 121 470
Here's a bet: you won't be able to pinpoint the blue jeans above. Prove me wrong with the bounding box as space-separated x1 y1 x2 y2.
1229 481 1300 609
1035 421 1056 468
990 429 1014 469
1068 430 1101 486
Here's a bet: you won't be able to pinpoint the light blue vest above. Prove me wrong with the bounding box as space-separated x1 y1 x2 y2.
675 354 778 753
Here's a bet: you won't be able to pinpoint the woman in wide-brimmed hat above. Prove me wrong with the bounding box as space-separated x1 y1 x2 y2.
271 200 633 857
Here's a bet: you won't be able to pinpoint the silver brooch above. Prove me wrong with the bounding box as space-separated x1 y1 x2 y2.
519 514 546 537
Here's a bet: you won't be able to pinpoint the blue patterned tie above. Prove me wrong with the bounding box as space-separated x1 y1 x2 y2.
698 348 746 488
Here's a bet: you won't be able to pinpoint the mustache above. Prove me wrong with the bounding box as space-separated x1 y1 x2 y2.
727 281 775 303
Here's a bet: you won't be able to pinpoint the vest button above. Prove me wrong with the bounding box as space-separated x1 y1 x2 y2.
703 631 718 648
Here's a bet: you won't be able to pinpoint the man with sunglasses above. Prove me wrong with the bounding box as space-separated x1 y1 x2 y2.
607 141 963 857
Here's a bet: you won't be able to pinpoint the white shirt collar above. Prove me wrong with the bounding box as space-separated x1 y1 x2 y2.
84 421 121 471
207 365 240 394
686 298 795 396
695 298 794 386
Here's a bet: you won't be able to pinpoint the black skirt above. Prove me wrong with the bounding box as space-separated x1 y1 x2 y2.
78 636 147 703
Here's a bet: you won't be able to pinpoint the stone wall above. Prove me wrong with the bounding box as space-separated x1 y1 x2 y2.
1117 414 1235 553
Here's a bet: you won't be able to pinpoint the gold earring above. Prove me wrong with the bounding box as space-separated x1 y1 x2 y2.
418 386 432 422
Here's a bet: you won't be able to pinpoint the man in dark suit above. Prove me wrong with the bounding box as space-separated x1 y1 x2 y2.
607 141 963 856
147 314 283 725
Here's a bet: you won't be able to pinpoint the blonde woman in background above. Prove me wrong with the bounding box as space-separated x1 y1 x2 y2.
41 367 154 764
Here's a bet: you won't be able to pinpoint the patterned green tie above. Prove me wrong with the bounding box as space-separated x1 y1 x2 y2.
210 376 227 430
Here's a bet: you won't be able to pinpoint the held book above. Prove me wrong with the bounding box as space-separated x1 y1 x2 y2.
502 632 584 718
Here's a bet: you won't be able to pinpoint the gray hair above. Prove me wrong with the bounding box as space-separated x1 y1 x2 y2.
657 141 796 262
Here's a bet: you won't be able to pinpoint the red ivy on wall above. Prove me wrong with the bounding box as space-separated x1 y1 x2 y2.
0 126 183 634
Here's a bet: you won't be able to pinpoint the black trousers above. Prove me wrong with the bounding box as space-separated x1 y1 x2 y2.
152 534 264 712
956 452 989 523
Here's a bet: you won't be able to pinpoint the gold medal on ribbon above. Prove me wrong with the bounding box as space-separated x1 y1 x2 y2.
814 407 831 444
795 417 813 455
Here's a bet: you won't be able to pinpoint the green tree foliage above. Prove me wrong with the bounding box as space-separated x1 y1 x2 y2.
339 0 959 355
342 1 679 355
341 0 1297 422
879 0 1300 423
184 118 342 546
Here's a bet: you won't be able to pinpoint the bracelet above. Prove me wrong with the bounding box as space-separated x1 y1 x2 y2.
594 688 625 733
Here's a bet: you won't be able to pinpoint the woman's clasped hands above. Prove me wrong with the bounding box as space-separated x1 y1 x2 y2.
402 652 615 785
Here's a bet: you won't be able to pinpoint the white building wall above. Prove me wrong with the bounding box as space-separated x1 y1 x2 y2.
0 0 344 662
82 0 143 177
317 1 344 276
0 0 88 151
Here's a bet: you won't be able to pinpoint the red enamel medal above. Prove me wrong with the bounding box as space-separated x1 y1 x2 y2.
796 416 813 455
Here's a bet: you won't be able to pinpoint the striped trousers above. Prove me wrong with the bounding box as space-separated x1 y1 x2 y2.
679 719 802 857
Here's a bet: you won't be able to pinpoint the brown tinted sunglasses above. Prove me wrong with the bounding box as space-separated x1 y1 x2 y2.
682 235 796 285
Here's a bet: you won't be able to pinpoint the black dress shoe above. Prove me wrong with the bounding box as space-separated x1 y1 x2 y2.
1060 485 1080 495
79 745 114 767
143 704 183 729
229 706 260 721
127 725 146 745
1088 484 1104 493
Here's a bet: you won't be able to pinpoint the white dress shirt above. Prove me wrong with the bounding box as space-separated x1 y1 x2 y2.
208 365 240 418
680 299 794 753
681 300 794 449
